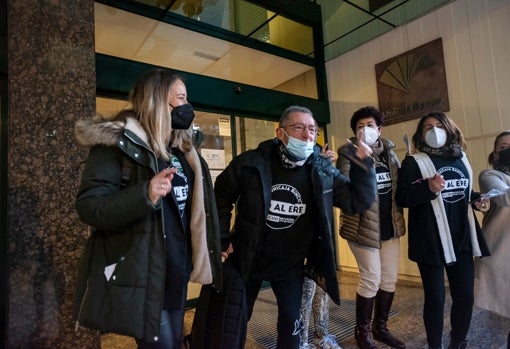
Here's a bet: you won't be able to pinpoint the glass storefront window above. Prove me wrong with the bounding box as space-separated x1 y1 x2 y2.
95 3 317 98
193 111 233 183
132 0 314 56
235 117 278 153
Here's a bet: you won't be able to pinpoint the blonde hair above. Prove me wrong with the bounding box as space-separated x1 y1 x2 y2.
128 69 192 161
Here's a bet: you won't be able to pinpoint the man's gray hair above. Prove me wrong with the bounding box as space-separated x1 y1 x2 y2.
279 106 313 127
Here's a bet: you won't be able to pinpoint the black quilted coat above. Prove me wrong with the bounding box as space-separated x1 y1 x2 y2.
214 139 376 304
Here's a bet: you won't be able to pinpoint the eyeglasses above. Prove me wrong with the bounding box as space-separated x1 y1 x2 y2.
283 123 317 134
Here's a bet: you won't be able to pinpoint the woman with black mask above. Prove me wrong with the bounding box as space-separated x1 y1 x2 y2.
73 69 222 348
475 130 510 349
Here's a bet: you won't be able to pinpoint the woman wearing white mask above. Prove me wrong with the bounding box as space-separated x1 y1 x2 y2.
396 112 490 349
337 106 406 349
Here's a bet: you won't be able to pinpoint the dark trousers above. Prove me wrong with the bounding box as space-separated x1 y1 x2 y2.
135 308 185 349
418 251 474 348
245 274 305 349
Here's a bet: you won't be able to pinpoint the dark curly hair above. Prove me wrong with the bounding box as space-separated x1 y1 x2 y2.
350 106 384 133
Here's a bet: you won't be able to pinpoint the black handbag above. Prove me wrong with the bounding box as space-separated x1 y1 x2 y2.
189 262 248 349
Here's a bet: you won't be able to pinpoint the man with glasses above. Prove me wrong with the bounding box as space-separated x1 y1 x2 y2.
213 105 376 348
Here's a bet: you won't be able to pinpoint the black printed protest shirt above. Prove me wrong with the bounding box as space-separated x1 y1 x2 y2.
430 154 472 252
250 151 316 281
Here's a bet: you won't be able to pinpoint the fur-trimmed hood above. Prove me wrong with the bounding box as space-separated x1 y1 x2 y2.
75 113 148 148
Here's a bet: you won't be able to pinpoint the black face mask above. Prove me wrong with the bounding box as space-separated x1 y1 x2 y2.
170 103 195 129
497 147 510 166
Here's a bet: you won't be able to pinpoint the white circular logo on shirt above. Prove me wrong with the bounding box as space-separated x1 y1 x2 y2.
438 166 468 203
266 184 306 230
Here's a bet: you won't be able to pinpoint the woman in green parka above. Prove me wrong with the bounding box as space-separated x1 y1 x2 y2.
73 69 222 348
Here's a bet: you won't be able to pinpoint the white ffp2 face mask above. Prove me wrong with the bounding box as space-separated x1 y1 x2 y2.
363 126 379 146
285 136 315 160
424 127 447 148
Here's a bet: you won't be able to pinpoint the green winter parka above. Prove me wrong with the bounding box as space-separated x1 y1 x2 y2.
73 115 222 342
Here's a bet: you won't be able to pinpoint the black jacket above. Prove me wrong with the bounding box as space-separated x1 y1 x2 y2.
73 115 222 342
214 139 376 304
396 154 490 265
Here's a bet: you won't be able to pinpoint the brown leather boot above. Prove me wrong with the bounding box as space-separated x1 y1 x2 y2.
355 293 379 349
372 290 405 348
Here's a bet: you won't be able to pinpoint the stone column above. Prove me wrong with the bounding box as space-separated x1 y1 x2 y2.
7 0 98 347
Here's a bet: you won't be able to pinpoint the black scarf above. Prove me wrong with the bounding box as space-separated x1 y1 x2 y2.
275 139 308 168
420 143 463 159
493 162 510 175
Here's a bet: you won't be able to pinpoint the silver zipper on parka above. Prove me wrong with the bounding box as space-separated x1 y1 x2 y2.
75 277 91 331
123 132 166 239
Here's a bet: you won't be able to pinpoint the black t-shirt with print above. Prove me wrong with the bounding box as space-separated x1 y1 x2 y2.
158 150 193 310
376 162 394 241
429 154 471 252
250 151 316 281
170 153 190 226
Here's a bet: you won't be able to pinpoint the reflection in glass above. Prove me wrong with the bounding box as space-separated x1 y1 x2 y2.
133 0 314 56
95 3 317 98
236 117 278 153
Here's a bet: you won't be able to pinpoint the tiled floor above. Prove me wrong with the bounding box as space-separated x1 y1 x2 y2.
101 271 510 349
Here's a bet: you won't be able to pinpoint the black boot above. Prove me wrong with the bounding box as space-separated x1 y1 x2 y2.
448 338 467 349
355 293 379 349
372 290 405 348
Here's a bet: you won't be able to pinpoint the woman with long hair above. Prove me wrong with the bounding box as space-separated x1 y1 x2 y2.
396 112 489 349
73 69 222 348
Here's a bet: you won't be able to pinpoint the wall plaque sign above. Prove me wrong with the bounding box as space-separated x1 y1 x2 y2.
375 38 449 125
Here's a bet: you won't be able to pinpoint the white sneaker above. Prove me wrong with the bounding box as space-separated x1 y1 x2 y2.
299 344 312 349
314 334 342 349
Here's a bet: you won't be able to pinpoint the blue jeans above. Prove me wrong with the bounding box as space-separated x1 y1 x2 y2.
135 308 185 349
245 274 305 349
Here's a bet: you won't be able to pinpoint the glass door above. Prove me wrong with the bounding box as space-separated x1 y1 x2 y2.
235 116 327 152
235 117 278 153
193 111 233 184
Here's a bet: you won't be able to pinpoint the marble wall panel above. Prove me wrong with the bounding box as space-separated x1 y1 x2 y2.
7 0 98 347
